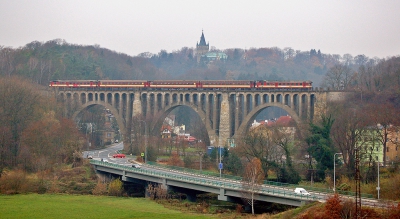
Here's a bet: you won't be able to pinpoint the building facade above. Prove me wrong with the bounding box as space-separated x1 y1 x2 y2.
357 129 384 164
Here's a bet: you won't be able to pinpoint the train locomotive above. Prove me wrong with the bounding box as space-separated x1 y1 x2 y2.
49 80 312 91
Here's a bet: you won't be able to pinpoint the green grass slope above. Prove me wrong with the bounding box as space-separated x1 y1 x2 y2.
0 194 215 219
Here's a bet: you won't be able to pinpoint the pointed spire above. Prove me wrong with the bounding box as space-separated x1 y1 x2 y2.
199 30 207 46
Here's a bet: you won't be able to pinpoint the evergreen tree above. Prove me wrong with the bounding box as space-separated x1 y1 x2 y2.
222 148 242 175
306 115 335 181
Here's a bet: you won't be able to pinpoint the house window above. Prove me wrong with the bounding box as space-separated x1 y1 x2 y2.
107 133 111 137
387 147 389 152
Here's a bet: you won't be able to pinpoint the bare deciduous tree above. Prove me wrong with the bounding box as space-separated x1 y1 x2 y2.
323 64 354 90
242 157 264 215
236 126 277 178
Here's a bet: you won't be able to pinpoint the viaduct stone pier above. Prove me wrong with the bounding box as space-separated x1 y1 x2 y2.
51 87 344 148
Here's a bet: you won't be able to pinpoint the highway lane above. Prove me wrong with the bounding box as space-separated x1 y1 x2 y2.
83 142 132 165
87 144 392 207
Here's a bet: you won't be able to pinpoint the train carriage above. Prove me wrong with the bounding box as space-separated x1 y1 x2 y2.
256 80 312 90
49 80 98 88
98 80 147 89
49 80 312 91
149 80 199 90
200 80 254 89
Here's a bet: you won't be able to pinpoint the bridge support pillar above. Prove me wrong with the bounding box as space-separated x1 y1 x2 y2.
218 93 230 147
217 188 230 201
133 92 142 116
161 178 169 191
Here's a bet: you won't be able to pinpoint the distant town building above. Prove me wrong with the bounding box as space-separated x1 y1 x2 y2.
161 125 172 138
196 30 209 63
164 115 175 127
251 115 296 141
195 30 227 63
357 128 384 164
99 116 115 145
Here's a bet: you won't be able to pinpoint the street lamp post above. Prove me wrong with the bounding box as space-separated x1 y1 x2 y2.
219 146 222 178
334 153 342 192
139 120 147 164
377 161 380 199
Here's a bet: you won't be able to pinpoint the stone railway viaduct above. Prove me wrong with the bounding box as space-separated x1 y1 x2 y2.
51 87 345 148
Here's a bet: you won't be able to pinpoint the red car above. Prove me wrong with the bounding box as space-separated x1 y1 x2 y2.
112 154 126 158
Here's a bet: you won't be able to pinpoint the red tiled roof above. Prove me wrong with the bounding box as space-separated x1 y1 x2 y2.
275 116 293 126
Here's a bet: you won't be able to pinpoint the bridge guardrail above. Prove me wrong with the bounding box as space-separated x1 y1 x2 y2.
91 160 317 201
146 161 374 199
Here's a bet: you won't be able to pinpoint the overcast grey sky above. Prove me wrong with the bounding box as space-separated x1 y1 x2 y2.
1 0 399 58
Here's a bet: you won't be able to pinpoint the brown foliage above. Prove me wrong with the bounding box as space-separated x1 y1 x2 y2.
0 169 28 194
92 180 108 196
297 204 326 219
0 77 83 173
324 194 342 219
146 184 168 200
297 193 400 219
388 202 400 219
167 153 183 167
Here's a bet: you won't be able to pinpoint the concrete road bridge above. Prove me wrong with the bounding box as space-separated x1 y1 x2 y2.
91 160 385 207
50 86 346 147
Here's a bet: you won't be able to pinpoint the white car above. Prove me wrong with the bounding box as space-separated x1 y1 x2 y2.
132 164 141 169
294 188 310 196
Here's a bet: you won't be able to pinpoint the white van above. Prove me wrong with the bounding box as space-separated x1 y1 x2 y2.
294 188 310 196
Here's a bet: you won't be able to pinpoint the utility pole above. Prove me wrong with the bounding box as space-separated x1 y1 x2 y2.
334 153 342 192
198 151 204 172
377 161 380 199
355 148 361 219
219 146 222 178
139 120 147 164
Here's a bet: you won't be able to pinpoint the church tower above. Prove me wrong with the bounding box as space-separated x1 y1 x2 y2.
196 30 209 63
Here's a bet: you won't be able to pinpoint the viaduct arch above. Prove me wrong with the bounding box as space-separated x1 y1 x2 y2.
51 87 336 150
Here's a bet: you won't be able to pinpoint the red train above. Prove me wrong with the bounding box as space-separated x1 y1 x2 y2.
49 80 312 91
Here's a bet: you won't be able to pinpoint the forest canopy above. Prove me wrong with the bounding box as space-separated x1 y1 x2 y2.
1 39 394 87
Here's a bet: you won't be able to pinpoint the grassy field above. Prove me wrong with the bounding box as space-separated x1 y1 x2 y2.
0 194 216 219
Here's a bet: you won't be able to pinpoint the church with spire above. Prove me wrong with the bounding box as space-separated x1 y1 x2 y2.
195 30 227 63
196 30 209 62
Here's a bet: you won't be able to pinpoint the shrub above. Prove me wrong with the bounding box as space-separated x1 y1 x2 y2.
0 169 28 194
324 193 342 219
108 178 123 196
92 180 107 195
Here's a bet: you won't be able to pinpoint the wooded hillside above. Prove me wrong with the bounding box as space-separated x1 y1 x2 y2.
1 39 390 86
